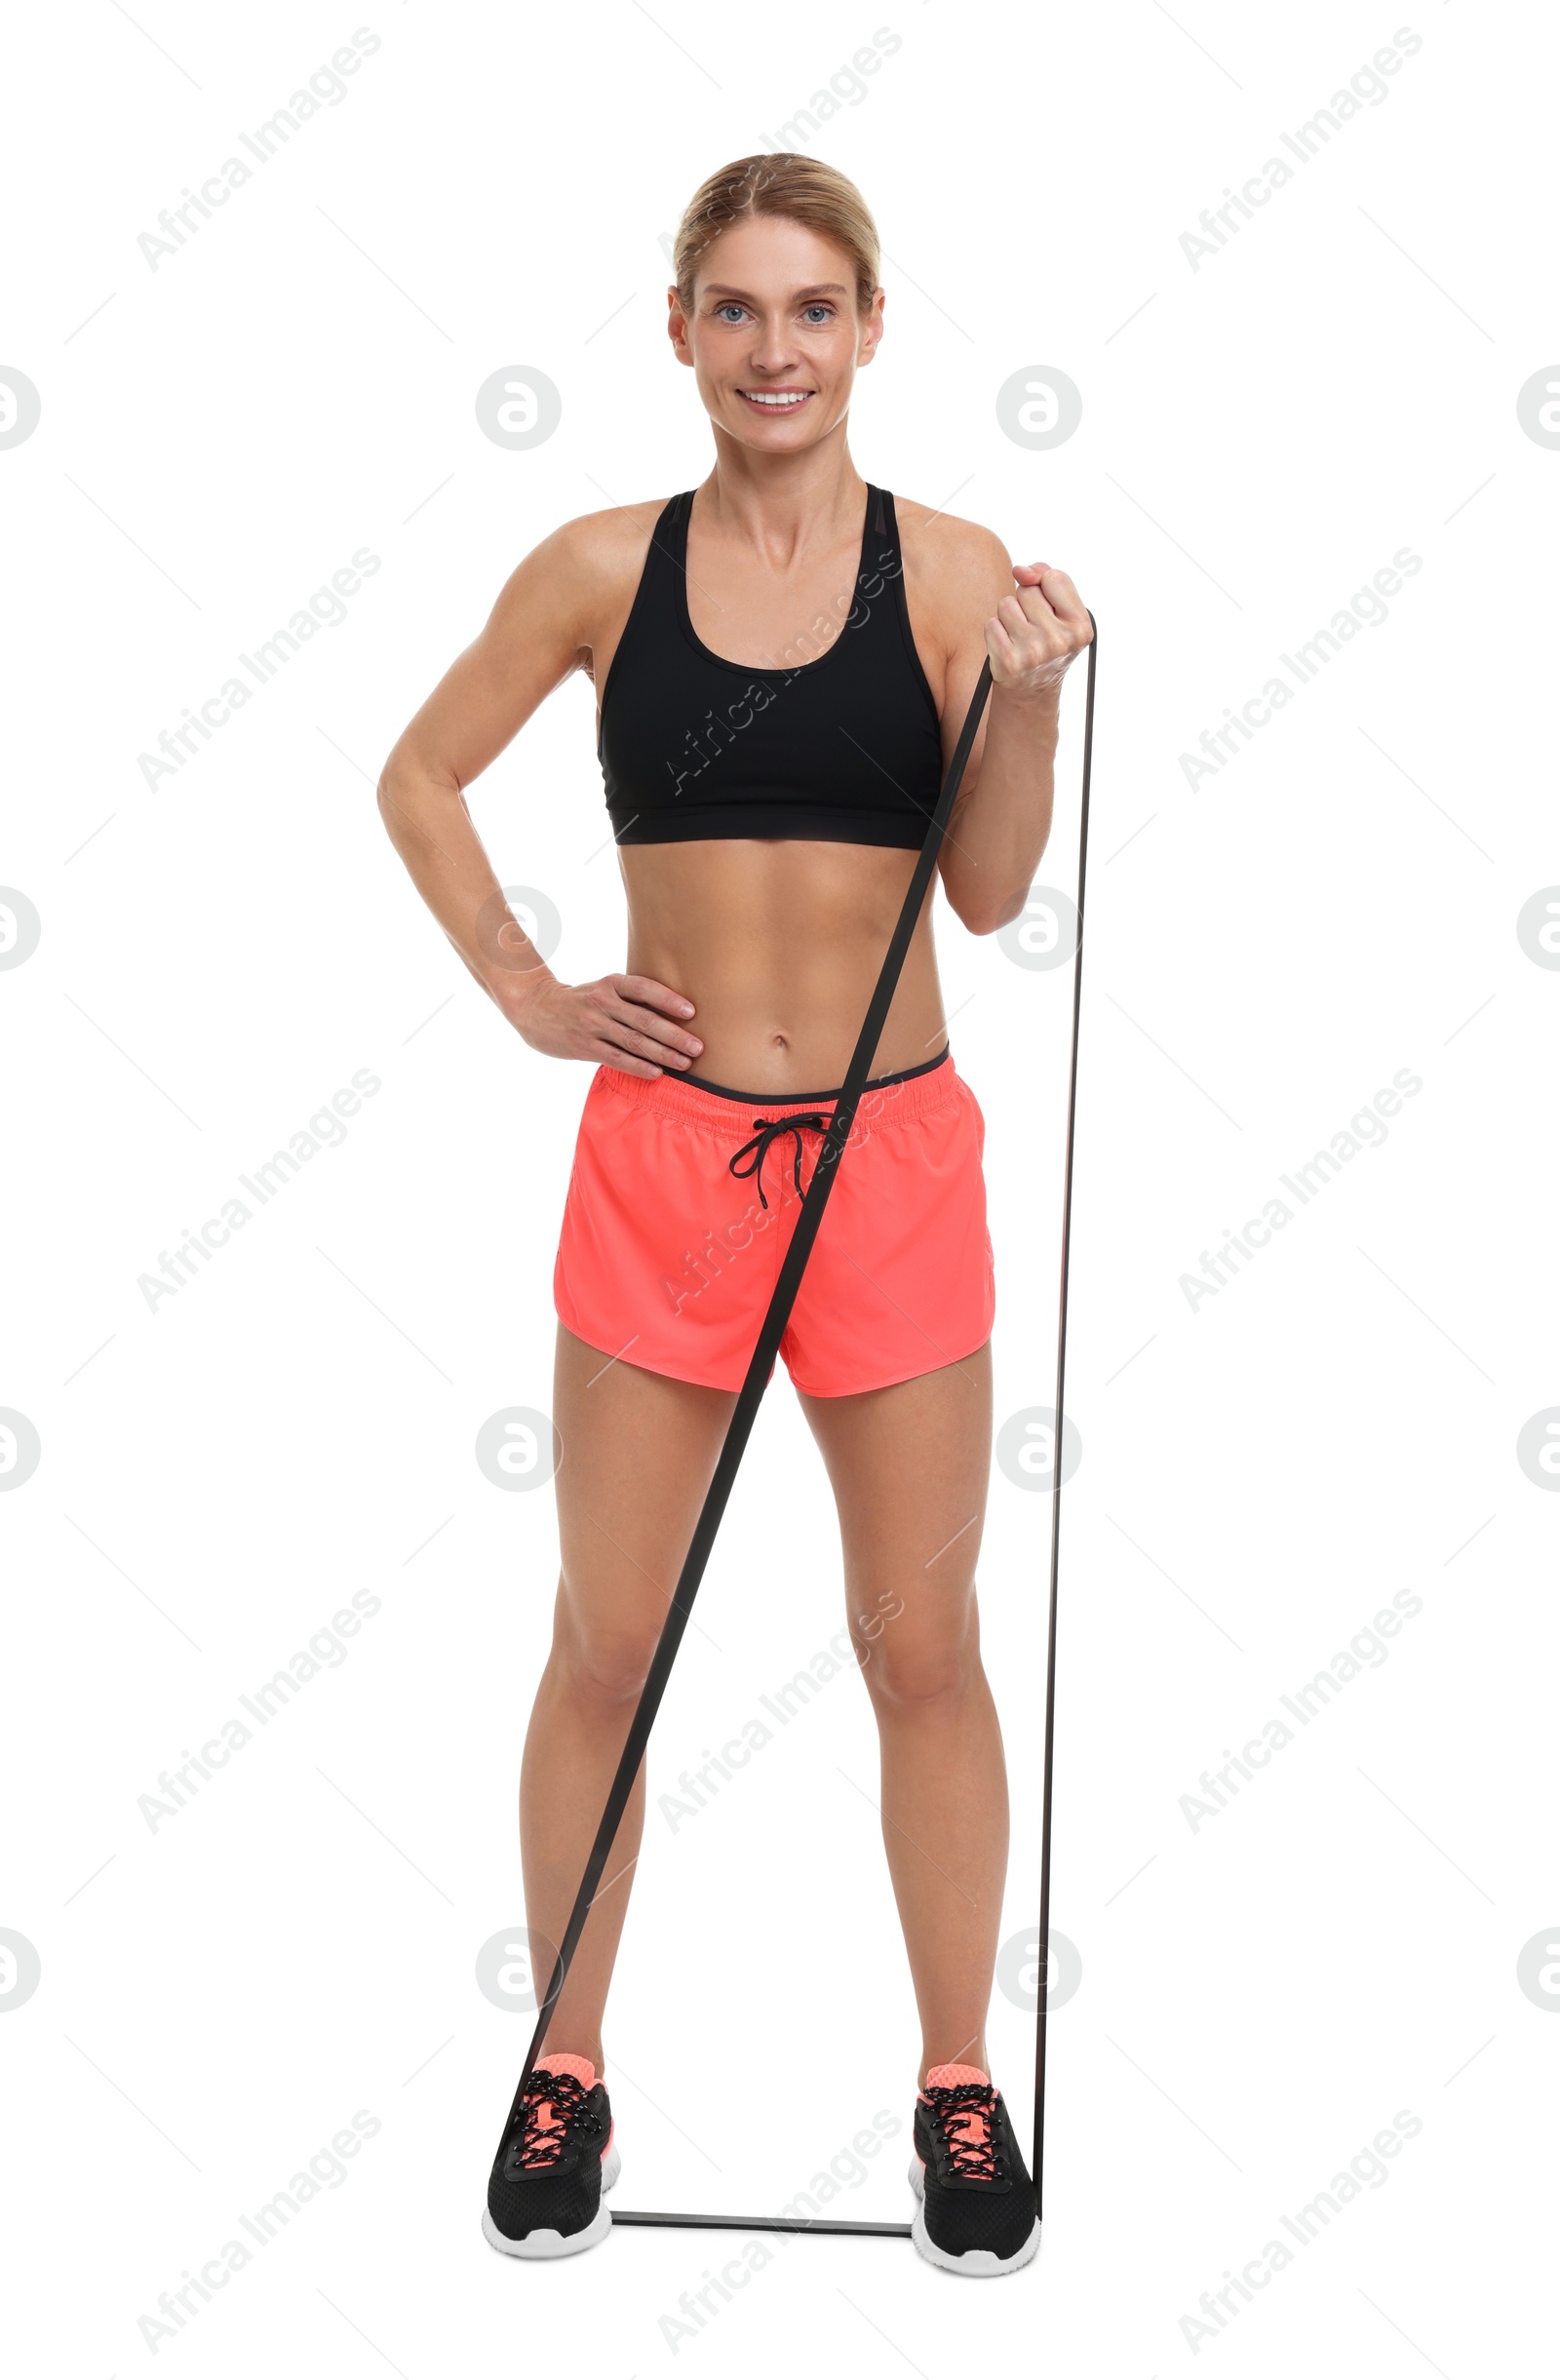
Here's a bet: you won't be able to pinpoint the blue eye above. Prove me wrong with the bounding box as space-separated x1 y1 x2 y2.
716 303 747 323
802 304 833 324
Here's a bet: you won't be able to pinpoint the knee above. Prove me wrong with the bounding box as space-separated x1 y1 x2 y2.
861 1628 980 1712
555 1614 661 1711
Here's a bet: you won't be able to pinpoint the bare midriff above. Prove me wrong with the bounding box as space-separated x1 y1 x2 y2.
617 837 950 1095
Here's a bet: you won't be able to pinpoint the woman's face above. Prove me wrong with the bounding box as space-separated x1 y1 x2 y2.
668 214 883 455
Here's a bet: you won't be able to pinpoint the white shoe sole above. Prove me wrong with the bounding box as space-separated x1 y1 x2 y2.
482 2141 621 2260
907 2153 1040 2277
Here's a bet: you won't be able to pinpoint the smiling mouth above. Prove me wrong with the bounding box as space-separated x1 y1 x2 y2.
737 389 813 410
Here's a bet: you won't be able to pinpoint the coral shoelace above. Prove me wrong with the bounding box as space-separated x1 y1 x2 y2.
511 2068 592 2169
922 2079 1004 2181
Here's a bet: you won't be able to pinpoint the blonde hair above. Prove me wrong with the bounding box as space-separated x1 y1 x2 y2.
673 154 881 316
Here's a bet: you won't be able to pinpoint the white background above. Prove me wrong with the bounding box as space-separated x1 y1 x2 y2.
3 1 1556 2370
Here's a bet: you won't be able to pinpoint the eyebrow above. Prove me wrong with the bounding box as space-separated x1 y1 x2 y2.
700 282 849 301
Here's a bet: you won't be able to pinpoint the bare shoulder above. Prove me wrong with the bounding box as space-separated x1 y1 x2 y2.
891 495 1017 645
544 496 674 580
488 496 674 646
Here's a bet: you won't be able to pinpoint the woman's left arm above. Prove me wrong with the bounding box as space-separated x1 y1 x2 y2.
933 547 1093 935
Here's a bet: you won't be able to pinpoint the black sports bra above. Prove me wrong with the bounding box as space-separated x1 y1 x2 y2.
597 484 945 847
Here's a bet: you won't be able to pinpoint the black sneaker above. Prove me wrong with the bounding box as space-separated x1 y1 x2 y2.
909 2062 1040 2275
483 2053 619 2259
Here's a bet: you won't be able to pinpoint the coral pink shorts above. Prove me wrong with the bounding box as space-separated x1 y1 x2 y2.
553 1046 995 1397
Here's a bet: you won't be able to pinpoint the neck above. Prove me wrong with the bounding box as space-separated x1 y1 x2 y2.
695 426 867 557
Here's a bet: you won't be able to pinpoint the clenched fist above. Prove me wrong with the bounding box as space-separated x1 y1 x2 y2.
984 564 1092 700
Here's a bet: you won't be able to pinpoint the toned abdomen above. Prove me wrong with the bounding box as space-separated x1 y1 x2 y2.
619 838 950 1093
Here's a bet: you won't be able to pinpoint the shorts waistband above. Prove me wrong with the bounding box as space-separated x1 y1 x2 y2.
592 1042 958 1134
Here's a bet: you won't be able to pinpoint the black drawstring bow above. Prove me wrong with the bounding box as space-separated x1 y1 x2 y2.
726 1110 835 1209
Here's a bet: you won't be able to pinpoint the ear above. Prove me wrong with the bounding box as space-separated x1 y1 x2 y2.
667 287 694 369
857 287 885 368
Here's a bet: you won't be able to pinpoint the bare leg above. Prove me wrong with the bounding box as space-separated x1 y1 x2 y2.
797 1342 1006 2089
521 1323 737 2069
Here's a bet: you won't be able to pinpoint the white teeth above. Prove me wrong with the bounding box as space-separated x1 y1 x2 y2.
743 391 808 406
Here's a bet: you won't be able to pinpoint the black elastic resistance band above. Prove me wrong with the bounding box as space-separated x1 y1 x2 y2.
1034 612 1096 2220
500 618 1097 2242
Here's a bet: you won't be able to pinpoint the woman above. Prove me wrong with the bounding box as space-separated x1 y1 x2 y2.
377 153 1091 2278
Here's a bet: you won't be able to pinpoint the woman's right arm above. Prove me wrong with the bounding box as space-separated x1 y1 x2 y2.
375 513 705 1080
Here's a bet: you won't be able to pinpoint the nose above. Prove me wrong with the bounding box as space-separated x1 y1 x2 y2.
748 315 800 377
